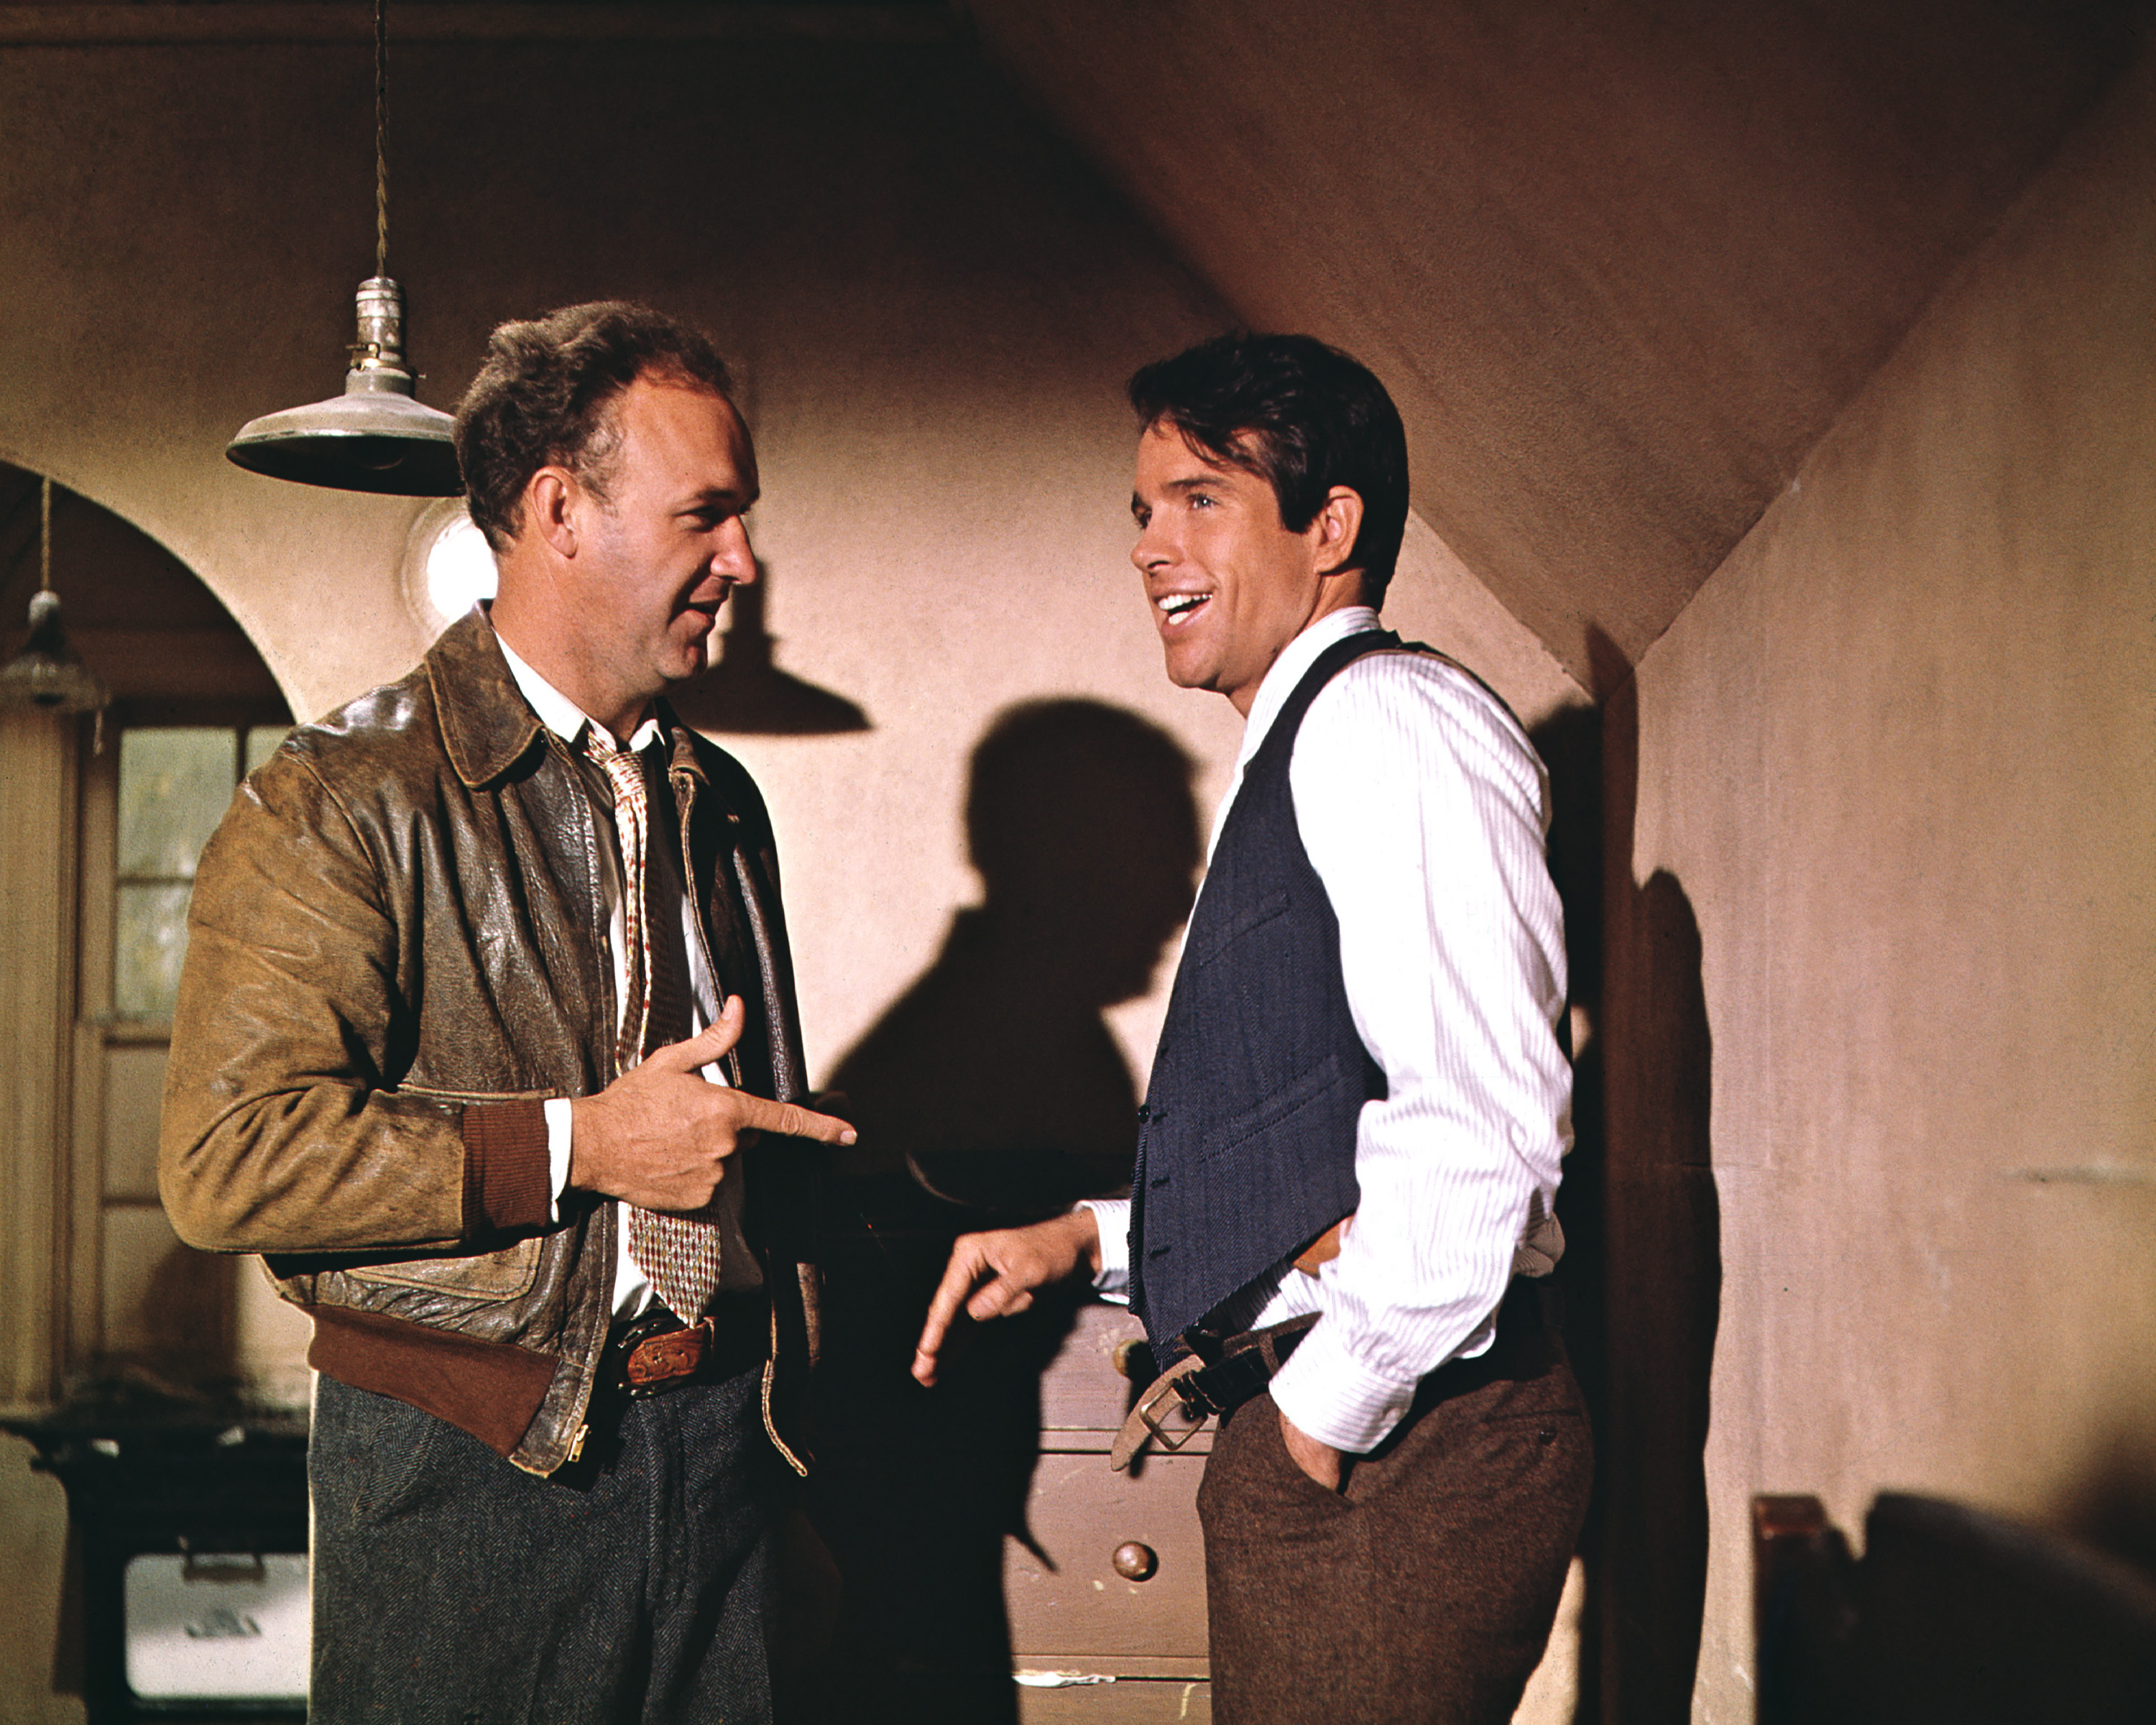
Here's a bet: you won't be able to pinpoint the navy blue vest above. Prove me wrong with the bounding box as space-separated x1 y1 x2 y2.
1128 628 1400 1348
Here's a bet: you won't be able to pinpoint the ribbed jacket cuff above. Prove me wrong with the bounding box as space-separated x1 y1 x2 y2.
461 1100 554 1235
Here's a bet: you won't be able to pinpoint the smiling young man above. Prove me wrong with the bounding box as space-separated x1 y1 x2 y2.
162 303 853 1722
914 333 1591 1721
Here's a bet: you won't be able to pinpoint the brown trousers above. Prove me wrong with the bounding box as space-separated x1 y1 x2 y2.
1197 1312 1591 1724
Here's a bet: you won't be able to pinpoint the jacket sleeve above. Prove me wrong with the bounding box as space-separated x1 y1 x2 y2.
159 750 551 1255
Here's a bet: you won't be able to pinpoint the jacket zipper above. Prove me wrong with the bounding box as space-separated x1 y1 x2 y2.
673 759 809 1478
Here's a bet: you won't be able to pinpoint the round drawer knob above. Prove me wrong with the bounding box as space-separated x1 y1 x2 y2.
1111 1340 1145 1381
1112 1542 1158 1582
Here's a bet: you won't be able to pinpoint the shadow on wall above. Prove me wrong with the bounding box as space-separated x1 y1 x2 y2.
802 699 1201 1724
2057 1428 2156 1587
1546 631 1723 1725
1527 694 1608 1721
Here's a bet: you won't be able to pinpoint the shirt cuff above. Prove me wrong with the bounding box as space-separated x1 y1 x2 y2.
544 1097 575 1224
1075 1197 1131 1300
1266 1320 1422 1455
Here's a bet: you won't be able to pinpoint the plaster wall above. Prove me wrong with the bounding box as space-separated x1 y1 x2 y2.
0 32 1577 1082
1606 48 2156 1722
0 27 1580 1719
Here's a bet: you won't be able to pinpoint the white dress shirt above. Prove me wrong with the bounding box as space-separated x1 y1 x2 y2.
494 630 762 1317
1083 607 1570 1453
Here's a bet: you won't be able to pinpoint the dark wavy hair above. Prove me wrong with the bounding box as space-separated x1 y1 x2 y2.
1128 333 1409 606
453 302 735 553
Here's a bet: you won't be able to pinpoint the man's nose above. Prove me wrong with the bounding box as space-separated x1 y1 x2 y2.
714 518 757 581
1130 523 1171 574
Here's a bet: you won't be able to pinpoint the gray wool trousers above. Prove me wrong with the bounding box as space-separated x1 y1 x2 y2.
307 1366 788 1725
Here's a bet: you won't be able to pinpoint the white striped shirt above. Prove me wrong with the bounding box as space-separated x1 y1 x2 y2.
1085 606 1571 1453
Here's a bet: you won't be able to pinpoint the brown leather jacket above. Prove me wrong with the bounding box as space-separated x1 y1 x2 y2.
160 610 821 1477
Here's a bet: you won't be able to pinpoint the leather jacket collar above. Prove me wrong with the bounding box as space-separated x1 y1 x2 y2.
426 605 713 796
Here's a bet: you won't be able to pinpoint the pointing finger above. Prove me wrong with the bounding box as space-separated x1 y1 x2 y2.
913 1239 990 1386
734 1092 857 1146
647 996 747 1072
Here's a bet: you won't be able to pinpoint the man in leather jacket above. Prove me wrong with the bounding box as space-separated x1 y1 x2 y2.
160 302 853 1722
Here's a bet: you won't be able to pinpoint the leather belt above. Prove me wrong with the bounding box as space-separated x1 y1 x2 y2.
601 1298 768 1399
1110 1276 1559 1471
1112 1315 1317 1471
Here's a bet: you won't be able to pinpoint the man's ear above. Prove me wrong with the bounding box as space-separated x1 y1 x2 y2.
1310 485 1365 580
524 467 580 559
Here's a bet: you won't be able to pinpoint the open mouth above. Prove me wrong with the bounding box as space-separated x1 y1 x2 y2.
681 582 732 625
1156 592 1211 628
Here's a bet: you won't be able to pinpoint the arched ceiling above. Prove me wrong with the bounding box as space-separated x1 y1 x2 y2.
969 0 2146 688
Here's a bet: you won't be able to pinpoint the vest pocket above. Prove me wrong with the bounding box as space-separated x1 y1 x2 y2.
1192 888 1293 968
1199 1052 1349 1162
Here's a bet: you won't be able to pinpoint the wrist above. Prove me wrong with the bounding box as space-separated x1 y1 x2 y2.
563 1093 611 1195
1063 1206 1104 1279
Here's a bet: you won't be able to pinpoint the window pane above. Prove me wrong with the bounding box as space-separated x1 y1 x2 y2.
114 883 193 1020
116 728 235 880
244 725 290 776
103 1044 170 1201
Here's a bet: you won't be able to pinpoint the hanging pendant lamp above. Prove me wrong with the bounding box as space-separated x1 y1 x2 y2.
226 1 459 497
0 478 112 733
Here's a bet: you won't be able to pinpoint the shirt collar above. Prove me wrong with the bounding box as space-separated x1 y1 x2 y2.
1236 604 1384 768
493 624 664 755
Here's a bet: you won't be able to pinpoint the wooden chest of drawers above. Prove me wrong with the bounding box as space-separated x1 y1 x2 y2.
1010 1303 1212 1723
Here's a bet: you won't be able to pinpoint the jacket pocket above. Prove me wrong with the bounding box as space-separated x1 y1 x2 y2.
345 1234 543 1301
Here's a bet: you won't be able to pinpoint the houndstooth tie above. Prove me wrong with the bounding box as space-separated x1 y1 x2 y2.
586 732 725 1322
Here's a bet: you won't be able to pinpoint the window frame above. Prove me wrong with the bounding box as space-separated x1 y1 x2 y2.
65 696 290 1394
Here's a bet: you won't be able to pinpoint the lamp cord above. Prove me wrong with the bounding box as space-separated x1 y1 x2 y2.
39 477 50 596
374 0 388 280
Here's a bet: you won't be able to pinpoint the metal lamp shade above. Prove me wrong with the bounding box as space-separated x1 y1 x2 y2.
0 590 110 713
226 374 459 496
226 277 462 497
